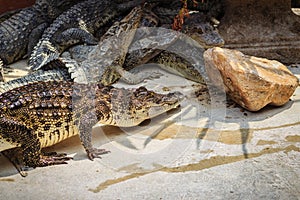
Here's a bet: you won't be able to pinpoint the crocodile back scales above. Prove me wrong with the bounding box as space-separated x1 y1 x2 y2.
29 0 144 70
0 6 41 64
0 0 83 65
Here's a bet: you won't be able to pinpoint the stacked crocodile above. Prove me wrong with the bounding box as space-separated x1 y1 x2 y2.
0 0 84 71
0 0 224 176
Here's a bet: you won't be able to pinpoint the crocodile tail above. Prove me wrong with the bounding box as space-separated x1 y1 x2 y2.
29 39 60 70
0 67 71 94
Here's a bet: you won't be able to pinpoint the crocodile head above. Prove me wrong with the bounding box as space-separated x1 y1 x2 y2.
96 86 184 127
131 87 184 122
182 12 225 48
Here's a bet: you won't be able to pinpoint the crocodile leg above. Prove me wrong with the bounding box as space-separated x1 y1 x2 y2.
78 111 110 160
3 148 72 177
72 83 111 160
0 117 71 176
36 152 72 167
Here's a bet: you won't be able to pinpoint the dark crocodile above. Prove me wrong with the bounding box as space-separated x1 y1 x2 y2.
29 0 145 71
121 12 224 85
0 80 183 176
57 3 163 86
153 0 224 21
0 0 83 68
0 3 161 95
61 3 224 86
1 2 224 92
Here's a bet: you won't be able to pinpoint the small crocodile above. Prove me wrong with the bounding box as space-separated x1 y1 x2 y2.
0 4 161 96
29 0 145 71
0 4 158 93
0 0 83 67
62 3 224 85
0 80 183 176
121 13 224 85
58 3 162 86
1 3 224 91
120 2 225 84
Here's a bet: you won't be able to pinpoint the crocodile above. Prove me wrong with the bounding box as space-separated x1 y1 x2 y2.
61 3 224 85
0 80 183 176
119 2 225 84
29 0 146 71
57 3 163 86
1 2 224 92
0 4 160 94
0 0 84 68
120 12 224 85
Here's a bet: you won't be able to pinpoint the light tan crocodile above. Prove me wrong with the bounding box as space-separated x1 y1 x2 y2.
0 80 183 176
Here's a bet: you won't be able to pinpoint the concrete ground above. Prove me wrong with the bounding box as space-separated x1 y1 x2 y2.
0 60 299 199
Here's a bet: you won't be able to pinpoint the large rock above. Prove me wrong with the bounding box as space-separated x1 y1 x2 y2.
204 47 299 111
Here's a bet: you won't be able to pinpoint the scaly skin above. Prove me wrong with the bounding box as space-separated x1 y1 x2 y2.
60 4 161 85
122 10 224 85
0 80 183 176
61 4 223 85
152 4 225 48
2 3 223 91
0 0 83 66
0 5 159 94
0 9 22 23
0 67 71 94
29 0 144 71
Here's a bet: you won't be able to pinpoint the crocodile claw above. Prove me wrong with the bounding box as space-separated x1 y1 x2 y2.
87 148 111 160
38 152 73 166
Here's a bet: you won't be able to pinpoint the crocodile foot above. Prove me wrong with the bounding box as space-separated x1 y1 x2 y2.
38 152 73 167
86 148 111 161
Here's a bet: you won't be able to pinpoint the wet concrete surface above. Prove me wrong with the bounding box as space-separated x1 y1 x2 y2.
0 61 299 199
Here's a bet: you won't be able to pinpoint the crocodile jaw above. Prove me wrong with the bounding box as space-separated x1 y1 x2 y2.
111 90 184 127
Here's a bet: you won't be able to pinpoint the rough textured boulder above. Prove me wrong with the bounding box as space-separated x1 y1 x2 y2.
204 47 299 111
